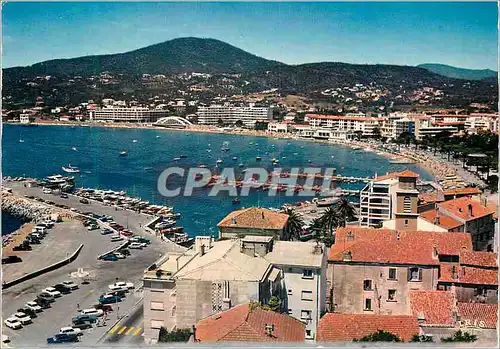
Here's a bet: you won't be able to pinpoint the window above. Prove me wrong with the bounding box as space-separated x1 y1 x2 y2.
403 197 412 213
363 280 372 291
150 320 164 329
388 290 396 301
287 309 293 315
303 269 313 278
388 268 397 280
364 298 372 311
301 290 313 301
404 219 409 227
287 289 293 295
301 310 312 320
408 267 422 281
305 329 313 339
150 301 164 311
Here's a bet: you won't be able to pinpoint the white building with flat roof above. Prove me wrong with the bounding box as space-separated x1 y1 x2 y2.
197 105 272 127
305 114 381 137
89 107 168 122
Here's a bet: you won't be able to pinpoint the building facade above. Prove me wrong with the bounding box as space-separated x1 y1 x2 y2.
197 105 272 127
89 107 168 122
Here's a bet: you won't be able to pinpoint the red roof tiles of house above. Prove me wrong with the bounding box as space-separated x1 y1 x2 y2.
317 313 419 342
194 303 305 342
443 187 482 196
420 210 463 229
457 303 498 329
409 291 455 327
439 265 498 286
460 251 497 268
329 227 472 264
439 197 494 221
397 169 420 178
217 207 288 230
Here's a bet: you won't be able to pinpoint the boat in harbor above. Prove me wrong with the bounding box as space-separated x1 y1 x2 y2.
221 141 230 152
173 157 181 161
232 156 238 160
62 164 80 173
256 156 262 161
119 151 128 157
132 139 138 143
216 159 223 164
179 155 187 159
239 163 245 168
198 164 208 168
72 147 77 151
19 139 25 143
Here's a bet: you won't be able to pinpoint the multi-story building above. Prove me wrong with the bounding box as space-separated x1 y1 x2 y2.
263 241 328 340
359 170 420 229
465 114 499 133
267 122 290 133
327 226 473 314
19 114 32 124
217 207 289 240
88 107 168 122
380 114 415 139
142 236 281 343
304 114 381 137
413 117 458 140
197 105 272 127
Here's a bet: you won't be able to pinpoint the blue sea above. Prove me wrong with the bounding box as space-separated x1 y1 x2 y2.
2 124 432 236
1 211 26 235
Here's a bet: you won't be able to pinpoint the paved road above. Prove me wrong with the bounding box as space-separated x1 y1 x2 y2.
2 183 185 346
101 298 145 345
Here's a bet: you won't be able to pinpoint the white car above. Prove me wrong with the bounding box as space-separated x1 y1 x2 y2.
108 281 134 291
12 312 32 325
4 318 22 329
42 189 52 194
110 235 124 242
59 327 83 336
80 308 104 317
128 242 144 249
43 287 62 298
25 301 43 313
113 252 126 259
2 334 11 343
62 280 79 290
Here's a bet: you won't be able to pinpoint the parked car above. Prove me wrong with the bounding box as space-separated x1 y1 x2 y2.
109 281 135 290
71 314 97 325
101 229 113 235
34 298 52 309
42 188 52 194
102 254 118 262
87 224 99 231
17 308 37 319
120 231 134 237
118 248 131 256
2 255 22 264
13 243 32 251
4 318 22 330
59 327 83 336
60 193 69 198
98 294 121 304
43 287 62 298
128 242 144 249
110 235 124 242
71 321 93 330
93 304 113 312
79 198 89 204
47 333 79 344
11 312 32 325
62 280 79 290
80 308 104 317
37 292 56 303
25 301 43 313
53 284 72 294
113 252 126 259
107 289 127 298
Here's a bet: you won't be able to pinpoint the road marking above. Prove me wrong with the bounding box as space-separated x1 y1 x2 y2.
83 289 94 297
133 328 142 336
108 325 120 334
126 327 135 335
117 326 127 335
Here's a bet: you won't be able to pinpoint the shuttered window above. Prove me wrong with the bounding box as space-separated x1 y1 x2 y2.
150 320 164 329
150 301 164 311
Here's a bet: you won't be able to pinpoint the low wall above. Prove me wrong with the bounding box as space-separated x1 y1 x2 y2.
2 244 84 290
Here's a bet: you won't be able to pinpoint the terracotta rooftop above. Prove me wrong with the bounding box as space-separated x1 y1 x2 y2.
457 303 498 329
439 264 498 286
217 207 288 230
194 303 305 342
409 291 455 327
442 187 482 196
418 192 444 204
460 251 497 268
420 210 463 230
317 313 419 342
373 169 419 182
397 169 420 178
439 197 494 221
329 227 472 265
305 114 377 122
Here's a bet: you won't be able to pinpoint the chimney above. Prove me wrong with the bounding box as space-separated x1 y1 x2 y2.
451 265 458 279
222 298 231 310
264 324 275 337
396 232 401 240
313 244 323 255
192 325 198 342
343 251 352 262
230 217 237 225
434 216 440 226
468 204 473 217
261 211 265 219
433 245 438 258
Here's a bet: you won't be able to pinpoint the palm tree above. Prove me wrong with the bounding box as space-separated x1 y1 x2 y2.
318 206 339 245
284 207 305 241
335 197 357 227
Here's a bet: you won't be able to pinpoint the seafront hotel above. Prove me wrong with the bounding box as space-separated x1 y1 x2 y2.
89 107 168 122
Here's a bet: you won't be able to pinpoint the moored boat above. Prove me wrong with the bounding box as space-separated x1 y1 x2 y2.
62 164 80 173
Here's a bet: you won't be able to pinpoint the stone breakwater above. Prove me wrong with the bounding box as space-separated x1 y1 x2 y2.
1 194 55 223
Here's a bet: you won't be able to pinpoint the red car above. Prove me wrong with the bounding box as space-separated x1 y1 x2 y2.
120 231 134 237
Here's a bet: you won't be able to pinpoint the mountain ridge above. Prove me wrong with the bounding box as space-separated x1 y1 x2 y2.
418 63 497 81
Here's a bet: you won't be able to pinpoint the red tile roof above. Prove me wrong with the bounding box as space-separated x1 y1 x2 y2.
317 313 419 342
439 265 498 286
409 291 455 327
195 303 305 342
418 192 443 204
329 227 472 265
460 251 497 268
457 303 498 329
420 210 463 229
217 207 288 230
305 114 377 122
397 170 420 178
439 197 494 221
443 187 482 196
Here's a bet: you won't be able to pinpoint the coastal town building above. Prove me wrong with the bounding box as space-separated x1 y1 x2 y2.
193 303 305 342
197 105 272 127
267 122 290 133
413 117 459 140
380 113 415 139
359 170 420 229
19 114 32 124
326 226 473 314
142 236 281 343
304 114 381 137
88 106 168 122
217 207 289 240
317 313 419 342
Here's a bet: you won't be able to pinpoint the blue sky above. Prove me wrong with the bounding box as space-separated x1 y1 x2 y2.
2 1 498 70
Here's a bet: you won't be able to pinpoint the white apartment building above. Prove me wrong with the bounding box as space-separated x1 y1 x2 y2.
305 114 381 137
267 122 290 133
19 114 31 124
380 114 414 139
413 118 458 140
89 107 168 122
264 241 327 340
465 115 499 133
197 105 272 127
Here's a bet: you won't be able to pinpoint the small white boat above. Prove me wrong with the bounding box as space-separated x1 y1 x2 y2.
119 151 128 157
206 149 212 153
62 164 80 173
239 163 245 168
19 139 25 143
256 156 262 161
156 136 160 138
216 159 223 164
132 139 138 143
84 170 92 174
72 147 77 151
173 157 181 161
232 156 238 160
